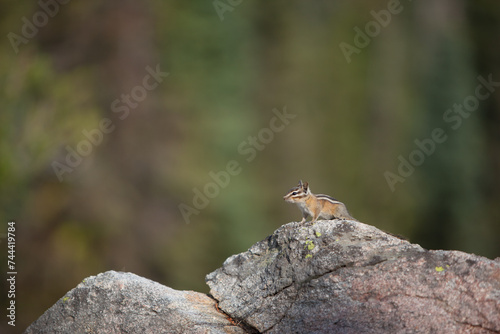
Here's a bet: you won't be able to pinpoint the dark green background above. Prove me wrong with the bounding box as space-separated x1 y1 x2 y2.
1 0 499 331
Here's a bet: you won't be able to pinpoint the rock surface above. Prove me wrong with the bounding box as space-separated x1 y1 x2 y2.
25 220 500 334
24 271 245 334
206 220 500 334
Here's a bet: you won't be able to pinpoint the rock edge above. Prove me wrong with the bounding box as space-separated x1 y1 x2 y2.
24 271 245 334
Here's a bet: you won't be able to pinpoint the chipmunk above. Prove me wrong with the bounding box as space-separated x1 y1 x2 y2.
283 180 356 223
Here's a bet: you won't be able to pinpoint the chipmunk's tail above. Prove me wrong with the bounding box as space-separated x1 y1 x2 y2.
338 204 358 222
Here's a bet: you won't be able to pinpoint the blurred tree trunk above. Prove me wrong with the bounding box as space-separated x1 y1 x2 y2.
20 1 178 328
412 0 488 254
467 0 500 256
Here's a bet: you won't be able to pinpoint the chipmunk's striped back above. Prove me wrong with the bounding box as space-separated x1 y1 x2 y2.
316 194 342 205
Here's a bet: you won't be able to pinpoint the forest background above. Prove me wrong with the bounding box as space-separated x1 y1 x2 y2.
1 0 499 331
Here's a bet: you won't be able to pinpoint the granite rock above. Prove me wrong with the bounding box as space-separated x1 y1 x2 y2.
206 220 500 333
25 271 246 334
25 220 500 334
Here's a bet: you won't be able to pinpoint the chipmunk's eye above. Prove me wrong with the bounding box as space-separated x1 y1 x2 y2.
292 191 297 195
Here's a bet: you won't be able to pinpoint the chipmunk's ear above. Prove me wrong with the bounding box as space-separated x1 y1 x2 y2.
298 180 303 187
303 181 309 191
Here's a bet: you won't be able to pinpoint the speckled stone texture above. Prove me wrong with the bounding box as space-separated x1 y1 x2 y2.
24 271 245 334
206 220 500 333
24 220 500 334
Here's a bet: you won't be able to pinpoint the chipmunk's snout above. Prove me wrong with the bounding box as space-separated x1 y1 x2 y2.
284 188 300 202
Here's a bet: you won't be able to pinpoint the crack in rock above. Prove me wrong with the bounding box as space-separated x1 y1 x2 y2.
206 220 500 333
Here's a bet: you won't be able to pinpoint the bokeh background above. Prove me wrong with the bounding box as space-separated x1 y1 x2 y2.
1 0 500 331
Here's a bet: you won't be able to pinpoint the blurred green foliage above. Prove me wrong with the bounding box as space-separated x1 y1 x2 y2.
0 0 499 331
